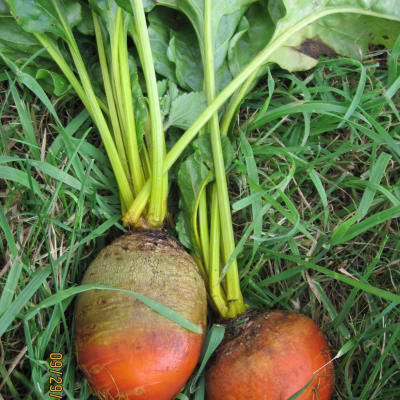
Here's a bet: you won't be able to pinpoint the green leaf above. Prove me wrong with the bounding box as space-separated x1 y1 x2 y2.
113 0 132 13
177 150 211 254
76 1 95 35
215 58 233 92
193 134 234 171
0 16 41 54
36 68 71 96
160 80 180 120
178 153 210 216
167 91 207 130
158 0 258 90
267 0 285 24
9 81 41 160
157 78 168 97
114 0 155 13
89 0 118 35
0 207 25 317
128 54 149 151
148 7 177 81
277 1 400 36
310 13 400 60
176 211 196 252
228 3 275 77
0 30 65 94
212 5 250 90
268 0 400 72
156 0 257 49
287 376 317 400
167 27 203 91
7 0 82 41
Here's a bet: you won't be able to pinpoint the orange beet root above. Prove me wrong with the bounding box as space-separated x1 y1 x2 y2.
74 231 207 400
206 310 334 400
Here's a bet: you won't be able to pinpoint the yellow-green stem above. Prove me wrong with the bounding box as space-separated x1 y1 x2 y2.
118 15 146 195
34 35 90 116
92 13 130 180
204 0 244 314
192 172 212 267
209 185 229 316
35 30 133 211
198 190 210 272
131 0 166 227
111 9 128 144
220 68 259 136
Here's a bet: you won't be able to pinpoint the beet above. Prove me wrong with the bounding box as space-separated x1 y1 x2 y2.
206 310 334 400
74 231 207 400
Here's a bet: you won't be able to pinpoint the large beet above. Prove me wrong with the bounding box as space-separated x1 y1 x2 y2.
74 231 207 400
206 310 334 400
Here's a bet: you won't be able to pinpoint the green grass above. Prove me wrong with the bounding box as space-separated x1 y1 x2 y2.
1 49 400 399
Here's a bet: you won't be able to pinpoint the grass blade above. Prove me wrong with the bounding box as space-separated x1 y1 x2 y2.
25 285 202 334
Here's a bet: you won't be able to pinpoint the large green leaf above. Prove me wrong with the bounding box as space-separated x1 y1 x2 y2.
0 16 41 54
6 0 82 41
277 0 400 34
176 209 197 253
267 0 400 71
155 0 257 46
0 17 73 96
89 0 119 45
192 134 234 171
155 0 258 90
177 151 210 254
228 2 275 76
114 0 155 13
147 7 176 81
178 152 210 217
153 0 400 80
76 1 95 35
213 5 249 73
167 23 203 91
129 54 149 151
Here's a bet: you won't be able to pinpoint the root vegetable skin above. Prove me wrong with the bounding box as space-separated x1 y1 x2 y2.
74 231 207 400
206 310 334 400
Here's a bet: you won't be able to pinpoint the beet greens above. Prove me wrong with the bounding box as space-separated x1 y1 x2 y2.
3 0 400 318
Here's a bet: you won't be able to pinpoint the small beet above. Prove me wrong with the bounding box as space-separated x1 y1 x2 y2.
206 310 334 400
74 231 207 400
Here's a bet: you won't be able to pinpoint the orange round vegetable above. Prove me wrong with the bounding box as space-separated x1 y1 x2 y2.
206 310 334 400
74 231 207 400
